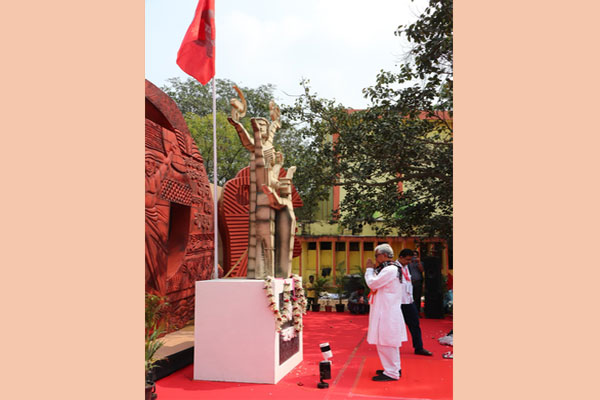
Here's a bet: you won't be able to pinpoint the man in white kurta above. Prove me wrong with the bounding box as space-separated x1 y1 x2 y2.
365 244 408 381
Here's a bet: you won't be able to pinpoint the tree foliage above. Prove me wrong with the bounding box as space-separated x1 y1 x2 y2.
283 0 453 241
184 111 248 186
162 77 274 118
272 121 333 222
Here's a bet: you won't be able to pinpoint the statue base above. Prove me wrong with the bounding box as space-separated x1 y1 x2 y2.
193 279 303 384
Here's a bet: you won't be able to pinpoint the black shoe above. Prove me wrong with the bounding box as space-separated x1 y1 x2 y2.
415 348 433 356
376 369 401 377
372 374 398 381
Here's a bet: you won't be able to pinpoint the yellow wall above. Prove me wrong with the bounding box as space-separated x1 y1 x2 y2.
305 248 316 278
292 238 450 281
317 188 334 221
335 250 346 273
363 250 375 263
320 249 332 273
348 249 362 275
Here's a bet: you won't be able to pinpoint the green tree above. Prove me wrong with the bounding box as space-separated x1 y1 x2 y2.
272 125 332 223
185 111 249 186
283 0 453 241
162 77 274 118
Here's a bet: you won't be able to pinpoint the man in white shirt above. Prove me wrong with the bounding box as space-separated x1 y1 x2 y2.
364 244 408 381
397 248 433 356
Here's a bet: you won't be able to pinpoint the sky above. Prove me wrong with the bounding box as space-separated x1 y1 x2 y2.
145 0 429 109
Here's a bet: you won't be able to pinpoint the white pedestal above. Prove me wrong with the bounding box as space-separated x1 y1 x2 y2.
193 279 303 384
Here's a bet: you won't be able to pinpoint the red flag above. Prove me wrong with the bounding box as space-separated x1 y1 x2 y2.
176 0 215 85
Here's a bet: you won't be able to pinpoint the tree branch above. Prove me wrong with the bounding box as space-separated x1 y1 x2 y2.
334 171 451 187
414 136 452 146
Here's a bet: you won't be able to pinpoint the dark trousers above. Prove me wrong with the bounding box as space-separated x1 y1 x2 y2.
401 302 424 351
412 280 423 313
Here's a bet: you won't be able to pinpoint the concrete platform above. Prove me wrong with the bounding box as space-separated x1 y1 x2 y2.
193 279 303 384
155 322 194 360
152 322 195 381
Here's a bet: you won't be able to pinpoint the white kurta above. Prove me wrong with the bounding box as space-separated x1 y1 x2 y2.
365 265 408 347
399 263 413 304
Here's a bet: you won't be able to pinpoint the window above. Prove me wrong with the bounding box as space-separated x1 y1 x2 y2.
363 242 374 251
308 242 317 250
349 242 360 251
320 242 332 250
335 242 346 251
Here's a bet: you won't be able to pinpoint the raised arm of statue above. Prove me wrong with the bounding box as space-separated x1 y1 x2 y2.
227 86 254 152
231 85 247 121
267 100 281 143
269 100 280 125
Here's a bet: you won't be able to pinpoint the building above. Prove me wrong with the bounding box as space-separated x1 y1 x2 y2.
291 110 453 287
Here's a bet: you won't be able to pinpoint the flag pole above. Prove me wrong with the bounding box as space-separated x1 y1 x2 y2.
176 0 217 278
212 77 219 279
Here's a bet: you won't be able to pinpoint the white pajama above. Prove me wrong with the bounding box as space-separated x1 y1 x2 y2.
376 344 401 379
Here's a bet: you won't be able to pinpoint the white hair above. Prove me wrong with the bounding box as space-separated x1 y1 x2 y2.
374 243 394 258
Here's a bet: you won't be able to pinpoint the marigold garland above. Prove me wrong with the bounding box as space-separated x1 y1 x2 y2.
263 274 307 333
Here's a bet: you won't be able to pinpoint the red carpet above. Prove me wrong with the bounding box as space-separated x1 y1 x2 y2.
352 356 452 399
155 311 452 400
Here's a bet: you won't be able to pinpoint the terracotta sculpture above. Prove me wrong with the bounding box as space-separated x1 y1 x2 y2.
145 147 174 295
145 79 215 330
262 152 297 275
218 166 303 278
227 86 297 278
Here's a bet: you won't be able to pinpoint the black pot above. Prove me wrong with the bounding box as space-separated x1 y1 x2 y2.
335 304 345 312
145 382 157 400
311 304 321 312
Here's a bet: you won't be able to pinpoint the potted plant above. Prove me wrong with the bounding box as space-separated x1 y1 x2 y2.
310 276 330 312
333 264 348 312
324 299 333 312
145 293 169 400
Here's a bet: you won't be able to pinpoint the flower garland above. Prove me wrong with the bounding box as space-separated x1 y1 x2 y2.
291 274 307 331
263 274 307 333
